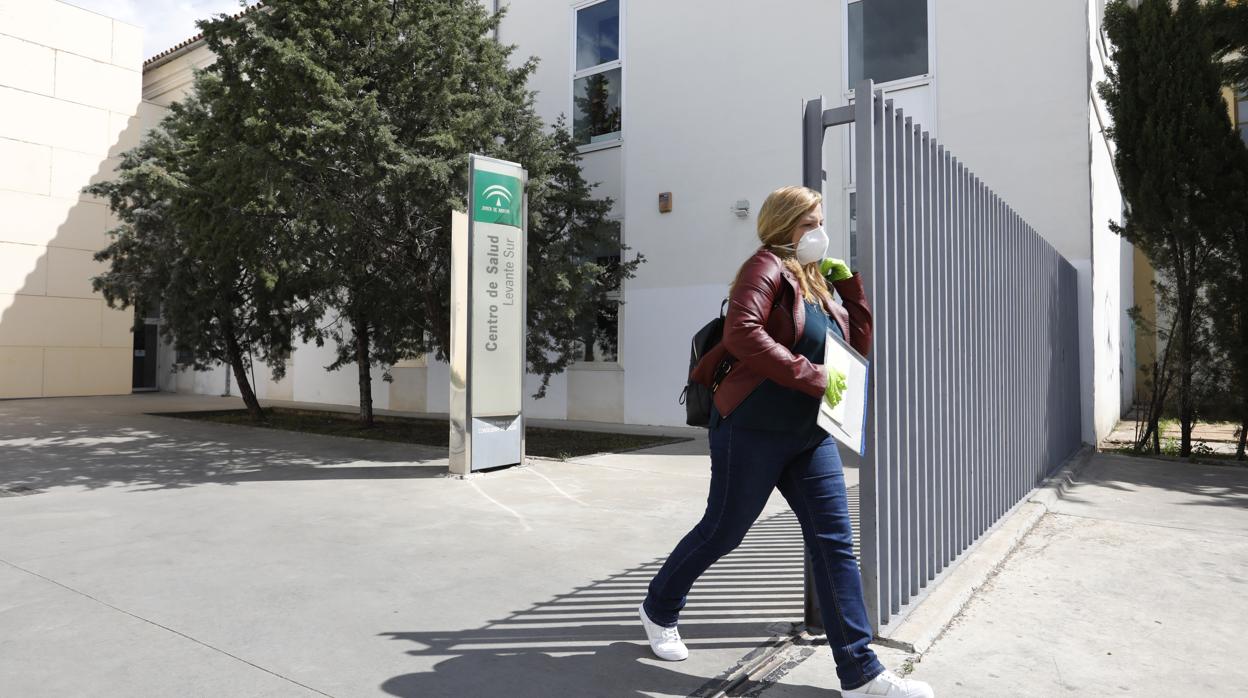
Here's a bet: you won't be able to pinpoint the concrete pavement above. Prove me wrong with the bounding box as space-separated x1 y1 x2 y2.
759 453 1248 697
0 394 822 697
5 394 1245 697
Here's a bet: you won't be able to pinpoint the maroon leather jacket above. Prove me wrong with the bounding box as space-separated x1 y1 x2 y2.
690 248 873 418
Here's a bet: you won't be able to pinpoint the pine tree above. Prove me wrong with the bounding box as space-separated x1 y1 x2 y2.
1100 0 1243 456
197 0 640 424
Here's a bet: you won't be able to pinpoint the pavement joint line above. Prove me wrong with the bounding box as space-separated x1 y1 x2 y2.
0 556 337 698
687 623 808 698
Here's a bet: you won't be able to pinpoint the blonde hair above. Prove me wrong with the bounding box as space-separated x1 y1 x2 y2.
733 186 833 307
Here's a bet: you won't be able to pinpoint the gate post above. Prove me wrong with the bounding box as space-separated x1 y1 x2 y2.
799 88 865 635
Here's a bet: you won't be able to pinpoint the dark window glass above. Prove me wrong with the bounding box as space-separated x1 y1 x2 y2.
574 68 622 145
576 0 619 71
848 2 863 88
848 0 929 86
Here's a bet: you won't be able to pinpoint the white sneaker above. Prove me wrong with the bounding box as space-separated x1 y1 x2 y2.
842 669 934 698
637 603 688 661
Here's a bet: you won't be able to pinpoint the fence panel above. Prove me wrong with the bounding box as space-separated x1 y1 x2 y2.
852 81 1082 631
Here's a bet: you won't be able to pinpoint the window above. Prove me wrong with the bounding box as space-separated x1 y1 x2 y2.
573 0 622 147
577 220 623 363
847 0 929 87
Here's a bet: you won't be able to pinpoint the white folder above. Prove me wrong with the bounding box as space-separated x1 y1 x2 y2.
817 329 870 455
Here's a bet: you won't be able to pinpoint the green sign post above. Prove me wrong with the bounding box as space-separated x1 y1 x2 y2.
450 155 528 475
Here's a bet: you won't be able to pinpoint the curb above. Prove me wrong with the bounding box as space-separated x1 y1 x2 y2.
876 446 1095 655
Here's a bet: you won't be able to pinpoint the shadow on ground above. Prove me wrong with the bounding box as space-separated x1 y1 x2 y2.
1063 452 1248 510
378 511 830 698
0 405 444 494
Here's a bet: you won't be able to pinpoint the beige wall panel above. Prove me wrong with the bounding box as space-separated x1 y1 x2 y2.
0 138 52 195
0 292 48 345
42 346 129 396
54 51 140 116
107 111 142 158
111 20 142 69
51 199 110 251
0 242 48 295
0 86 111 154
50 148 112 200
388 367 428 413
42 296 102 347
0 0 53 46
101 305 132 348
2 192 108 251
45 246 104 298
566 368 625 424
47 1 113 63
0 189 72 246
0 34 55 96
0 346 44 398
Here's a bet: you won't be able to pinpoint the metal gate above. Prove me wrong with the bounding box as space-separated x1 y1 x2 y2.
803 81 1083 632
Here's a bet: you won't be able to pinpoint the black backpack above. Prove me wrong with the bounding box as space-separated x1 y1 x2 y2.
678 299 734 427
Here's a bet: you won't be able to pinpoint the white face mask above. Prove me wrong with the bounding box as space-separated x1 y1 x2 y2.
775 226 829 265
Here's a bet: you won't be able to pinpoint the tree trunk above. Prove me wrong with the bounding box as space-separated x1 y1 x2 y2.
1237 419 1247 461
1238 267 1248 461
222 317 263 421
1178 288 1195 458
355 316 374 427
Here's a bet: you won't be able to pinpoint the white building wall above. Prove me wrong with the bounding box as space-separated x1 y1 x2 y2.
137 1 1133 440
1089 1 1134 441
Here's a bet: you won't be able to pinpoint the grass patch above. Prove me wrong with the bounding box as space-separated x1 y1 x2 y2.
154 407 690 460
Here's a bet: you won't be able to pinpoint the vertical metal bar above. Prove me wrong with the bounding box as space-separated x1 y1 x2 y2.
920 128 932 587
901 114 917 603
800 96 822 634
884 99 901 617
992 188 1001 525
934 138 946 579
988 188 995 520
854 80 881 631
962 163 973 553
941 147 953 568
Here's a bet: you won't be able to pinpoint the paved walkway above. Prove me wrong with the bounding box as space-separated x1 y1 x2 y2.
5 394 1244 697
0 394 829 697
759 453 1248 697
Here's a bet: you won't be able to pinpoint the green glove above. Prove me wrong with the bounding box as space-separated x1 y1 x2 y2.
825 366 848 409
819 257 853 282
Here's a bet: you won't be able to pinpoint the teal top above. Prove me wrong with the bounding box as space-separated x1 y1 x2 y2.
711 299 843 433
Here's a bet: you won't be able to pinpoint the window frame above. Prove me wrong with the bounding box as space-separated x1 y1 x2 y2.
842 0 937 98
570 0 624 153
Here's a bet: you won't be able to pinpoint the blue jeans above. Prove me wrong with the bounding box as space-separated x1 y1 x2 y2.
643 420 885 691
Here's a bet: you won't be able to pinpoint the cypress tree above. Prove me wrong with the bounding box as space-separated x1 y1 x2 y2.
1100 0 1240 456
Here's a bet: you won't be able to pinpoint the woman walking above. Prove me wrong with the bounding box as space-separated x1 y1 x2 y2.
638 186 934 698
